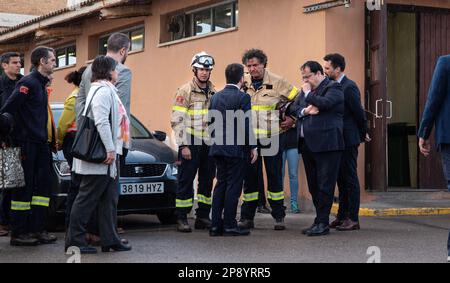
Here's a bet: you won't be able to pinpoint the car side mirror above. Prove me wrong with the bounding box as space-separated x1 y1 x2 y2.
153 130 167 142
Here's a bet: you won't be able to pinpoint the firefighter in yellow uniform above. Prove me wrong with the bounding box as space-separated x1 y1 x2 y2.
238 49 299 231
171 52 217 232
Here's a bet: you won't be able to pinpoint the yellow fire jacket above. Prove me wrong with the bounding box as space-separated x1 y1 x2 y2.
171 80 216 146
244 70 298 139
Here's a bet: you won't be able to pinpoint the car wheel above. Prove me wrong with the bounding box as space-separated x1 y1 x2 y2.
156 210 177 225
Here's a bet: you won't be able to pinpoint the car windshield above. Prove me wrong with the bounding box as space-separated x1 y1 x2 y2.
52 107 153 139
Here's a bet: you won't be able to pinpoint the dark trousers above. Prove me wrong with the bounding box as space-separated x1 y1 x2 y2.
336 146 361 222
440 144 450 191
256 160 268 207
176 144 216 219
62 133 96 232
301 140 342 225
66 174 121 248
448 231 450 254
242 153 266 208
212 156 246 229
241 139 286 221
441 145 450 255
10 141 51 236
0 189 11 226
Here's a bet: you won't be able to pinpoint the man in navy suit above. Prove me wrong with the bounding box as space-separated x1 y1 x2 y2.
285 61 344 236
417 54 450 262
208 64 258 236
323 53 369 231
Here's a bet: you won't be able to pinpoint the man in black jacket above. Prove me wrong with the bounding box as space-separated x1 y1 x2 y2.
323 53 369 231
0 52 23 106
1 46 57 246
285 61 344 237
0 52 23 237
208 64 258 236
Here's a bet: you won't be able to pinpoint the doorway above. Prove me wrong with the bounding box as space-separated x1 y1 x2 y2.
386 11 418 189
366 4 450 191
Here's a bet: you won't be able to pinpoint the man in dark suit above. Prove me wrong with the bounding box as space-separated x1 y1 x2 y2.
208 63 258 236
417 54 450 262
323 53 369 231
285 61 344 236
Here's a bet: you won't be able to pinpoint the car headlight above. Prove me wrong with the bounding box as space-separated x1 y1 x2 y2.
169 164 178 176
54 160 71 177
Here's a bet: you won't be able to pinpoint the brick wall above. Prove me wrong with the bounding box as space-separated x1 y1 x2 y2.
0 0 67 15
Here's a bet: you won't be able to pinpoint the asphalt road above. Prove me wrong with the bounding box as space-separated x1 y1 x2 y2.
0 213 448 263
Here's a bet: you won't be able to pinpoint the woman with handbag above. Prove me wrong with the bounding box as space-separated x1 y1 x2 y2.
65 55 131 254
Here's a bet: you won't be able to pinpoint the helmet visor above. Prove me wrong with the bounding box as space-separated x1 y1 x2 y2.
194 55 215 68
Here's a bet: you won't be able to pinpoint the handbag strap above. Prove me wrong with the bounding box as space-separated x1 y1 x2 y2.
85 86 115 125
84 86 104 117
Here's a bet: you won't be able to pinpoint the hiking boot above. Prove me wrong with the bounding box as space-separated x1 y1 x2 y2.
31 231 57 244
194 217 212 230
10 234 39 246
177 218 192 233
238 219 254 229
257 205 271 214
0 224 9 237
274 218 286 230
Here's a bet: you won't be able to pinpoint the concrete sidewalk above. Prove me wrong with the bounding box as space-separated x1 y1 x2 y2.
331 190 450 216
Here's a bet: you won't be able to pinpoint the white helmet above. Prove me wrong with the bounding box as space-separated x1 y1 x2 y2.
191 51 215 70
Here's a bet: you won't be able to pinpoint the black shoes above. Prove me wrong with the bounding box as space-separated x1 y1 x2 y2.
194 217 212 230
177 217 212 231
306 223 330 237
223 227 250 236
176 218 192 233
210 226 250 236
301 223 317 235
10 234 39 246
101 242 132 252
0 224 9 237
65 245 98 254
274 218 286 230
336 219 360 231
257 205 271 214
209 227 223 237
329 218 345 229
238 219 255 229
11 231 56 246
31 231 57 244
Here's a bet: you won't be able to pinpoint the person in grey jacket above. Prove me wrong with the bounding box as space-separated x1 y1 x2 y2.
66 56 131 254
74 32 131 242
75 32 132 125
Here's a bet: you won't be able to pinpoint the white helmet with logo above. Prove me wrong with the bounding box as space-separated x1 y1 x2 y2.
191 51 215 70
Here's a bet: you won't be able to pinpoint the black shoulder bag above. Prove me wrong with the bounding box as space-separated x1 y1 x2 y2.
71 87 111 163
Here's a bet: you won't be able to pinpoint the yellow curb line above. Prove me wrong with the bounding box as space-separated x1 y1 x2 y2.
331 203 450 217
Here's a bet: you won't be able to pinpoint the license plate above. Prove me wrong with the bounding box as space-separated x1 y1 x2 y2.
120 182 164 195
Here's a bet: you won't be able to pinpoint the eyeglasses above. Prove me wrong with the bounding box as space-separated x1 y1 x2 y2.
302 73 314 80
195 55 215 67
